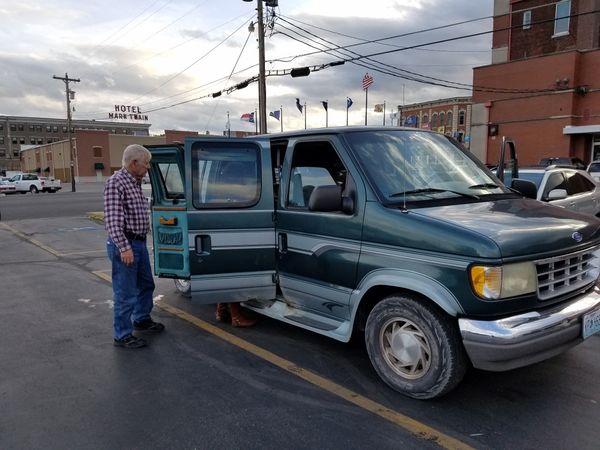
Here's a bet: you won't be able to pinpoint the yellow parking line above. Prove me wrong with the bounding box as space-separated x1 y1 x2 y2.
0 223 63 257
92 270 112 282
91 273 472 449
159 300 473 450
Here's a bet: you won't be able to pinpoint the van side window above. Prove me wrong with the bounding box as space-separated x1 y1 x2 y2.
191 145 260 208
287 141 347 210
156 162 184 199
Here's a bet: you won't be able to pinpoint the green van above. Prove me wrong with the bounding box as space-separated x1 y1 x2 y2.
147 127 600 399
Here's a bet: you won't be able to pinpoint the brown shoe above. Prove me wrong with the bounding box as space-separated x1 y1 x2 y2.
229 303 256 328
215 303 230 323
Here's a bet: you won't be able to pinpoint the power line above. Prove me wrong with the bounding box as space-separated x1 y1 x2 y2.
81 7 600 119
124 17 253 104
91 0 174 54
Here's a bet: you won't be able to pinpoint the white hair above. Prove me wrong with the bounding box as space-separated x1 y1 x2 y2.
122 144 151 167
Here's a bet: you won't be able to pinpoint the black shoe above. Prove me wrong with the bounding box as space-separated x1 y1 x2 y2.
133 318 165 332
114 335 147 349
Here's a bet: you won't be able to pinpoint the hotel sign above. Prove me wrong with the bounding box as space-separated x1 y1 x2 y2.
109 105 149 121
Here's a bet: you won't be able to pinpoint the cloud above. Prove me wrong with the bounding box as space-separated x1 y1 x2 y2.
0 0 494 134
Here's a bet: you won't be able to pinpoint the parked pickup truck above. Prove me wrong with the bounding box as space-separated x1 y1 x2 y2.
39 176 62 193
8 173 61 193
146 128 600 399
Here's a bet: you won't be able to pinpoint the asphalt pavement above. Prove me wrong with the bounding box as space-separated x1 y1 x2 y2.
1 211 599 450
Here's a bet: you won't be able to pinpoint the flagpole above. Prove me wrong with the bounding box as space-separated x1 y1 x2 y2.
227 111 230 137
364 89 368 126
326 100 328 128
254 108 258 134
383 101 386 126
304 102 307 130
346 98 349 126
280 106 283 133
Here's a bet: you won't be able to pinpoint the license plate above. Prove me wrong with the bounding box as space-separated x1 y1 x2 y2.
582 308 600 339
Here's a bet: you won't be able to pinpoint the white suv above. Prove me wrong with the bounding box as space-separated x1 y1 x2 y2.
504 166 600 217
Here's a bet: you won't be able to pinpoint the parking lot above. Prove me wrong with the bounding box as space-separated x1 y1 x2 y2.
0 198 599 449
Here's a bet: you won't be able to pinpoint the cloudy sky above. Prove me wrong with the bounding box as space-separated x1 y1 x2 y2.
0 0 493 135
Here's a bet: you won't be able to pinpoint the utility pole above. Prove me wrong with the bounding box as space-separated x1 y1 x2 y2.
53 73 80 192
256 0 267 134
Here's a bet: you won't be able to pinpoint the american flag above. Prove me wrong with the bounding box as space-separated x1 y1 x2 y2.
362 73 374 90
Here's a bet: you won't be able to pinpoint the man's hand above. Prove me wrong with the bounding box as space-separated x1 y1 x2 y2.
120 248 134 266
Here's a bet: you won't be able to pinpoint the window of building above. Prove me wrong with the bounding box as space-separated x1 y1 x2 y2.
47 138 53 144
29 125 35 132
36 125 42 132
0 149 5 157
62 126 67 132
0 137 4 144
93 146 103 158
0 124 3 131
439 113 445 128
554 0 571 36
30 138 36 145
13 150 19 157
431 114 438 129
12 137 17 144
422 114 429 124
19 137 25 144
37 139 43 145
446 111 453 127
10 124 16 131
459 110 466 126
523 10 532 29
17 124 24 131
52 126 58 132
46 126 51 132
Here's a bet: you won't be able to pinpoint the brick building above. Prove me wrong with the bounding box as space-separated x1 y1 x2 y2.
0 115 150 174
19 129 199 183
471 0 600 165
398 97 472 145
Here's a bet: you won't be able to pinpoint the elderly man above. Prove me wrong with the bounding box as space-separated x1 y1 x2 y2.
104 144 164 349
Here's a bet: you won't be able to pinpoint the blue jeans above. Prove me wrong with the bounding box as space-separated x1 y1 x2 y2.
107 237 156 340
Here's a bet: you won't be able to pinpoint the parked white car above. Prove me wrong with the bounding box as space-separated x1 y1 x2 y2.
587 160 600 182
0 179 16 195
505 166 600 217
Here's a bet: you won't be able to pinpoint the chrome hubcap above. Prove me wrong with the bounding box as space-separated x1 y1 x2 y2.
380 318 431 380
174 279 190 293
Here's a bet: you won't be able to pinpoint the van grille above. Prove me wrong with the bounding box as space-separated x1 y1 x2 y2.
535 247 600 300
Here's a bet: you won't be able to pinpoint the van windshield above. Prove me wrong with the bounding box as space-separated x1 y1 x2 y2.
344 130 508 204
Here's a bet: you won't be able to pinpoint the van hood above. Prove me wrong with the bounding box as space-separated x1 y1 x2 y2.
414 198 600 258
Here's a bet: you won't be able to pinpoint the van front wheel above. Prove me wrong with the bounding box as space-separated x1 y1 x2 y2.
365 294 467 399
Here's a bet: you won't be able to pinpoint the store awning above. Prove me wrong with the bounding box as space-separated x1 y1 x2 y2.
563 125 600 135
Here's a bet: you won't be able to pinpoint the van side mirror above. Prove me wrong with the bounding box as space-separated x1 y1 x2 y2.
511 178 537 199
308 185 342 212
342 196 355 214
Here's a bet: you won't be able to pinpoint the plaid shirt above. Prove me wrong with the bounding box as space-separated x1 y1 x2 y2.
104 168 149 252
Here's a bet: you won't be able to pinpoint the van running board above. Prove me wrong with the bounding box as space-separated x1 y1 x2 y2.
242 299 351 341
283 314 339 331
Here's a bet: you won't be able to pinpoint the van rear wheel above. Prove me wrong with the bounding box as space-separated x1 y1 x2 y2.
174 279 191 297
365 294 467 399
29 185 38 194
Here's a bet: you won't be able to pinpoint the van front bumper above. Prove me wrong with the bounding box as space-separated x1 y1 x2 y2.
458 285 600 371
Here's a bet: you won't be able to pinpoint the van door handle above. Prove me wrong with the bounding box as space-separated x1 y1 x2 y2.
195 235 211 255
278 233 288 254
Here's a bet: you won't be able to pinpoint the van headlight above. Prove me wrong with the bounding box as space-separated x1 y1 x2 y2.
470 262 537 299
